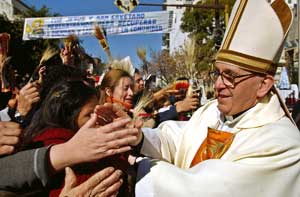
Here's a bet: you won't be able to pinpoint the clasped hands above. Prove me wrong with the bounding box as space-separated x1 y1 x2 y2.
94 103 143 146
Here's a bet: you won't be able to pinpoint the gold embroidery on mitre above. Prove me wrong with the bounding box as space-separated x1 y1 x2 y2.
216 49 276 74
271 0 292 34
223 0 248 49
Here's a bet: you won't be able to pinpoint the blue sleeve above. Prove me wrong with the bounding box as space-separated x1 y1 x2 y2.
136 158 152 182
156 105 178 124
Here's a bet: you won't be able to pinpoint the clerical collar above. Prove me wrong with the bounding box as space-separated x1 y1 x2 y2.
224 109 249 121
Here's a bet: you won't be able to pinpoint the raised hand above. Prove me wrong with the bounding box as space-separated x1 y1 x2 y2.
175 96 199 113
0 121 22 156
16 82 40 116
60 167 123 197
37 66 46 84
49 114 139 171
60 46 75 66
0 33 10 63
94 103 143 146
94 103 130 126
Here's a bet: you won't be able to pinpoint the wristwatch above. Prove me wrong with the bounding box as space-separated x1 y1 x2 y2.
13 110 26 126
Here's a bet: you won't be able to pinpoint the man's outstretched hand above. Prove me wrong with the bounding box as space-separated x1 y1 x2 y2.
60 167 123 197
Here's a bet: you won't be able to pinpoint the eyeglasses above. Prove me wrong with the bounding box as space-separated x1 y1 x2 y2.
209 70 256 88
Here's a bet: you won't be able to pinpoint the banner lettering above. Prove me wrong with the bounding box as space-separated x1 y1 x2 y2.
23 11 174 40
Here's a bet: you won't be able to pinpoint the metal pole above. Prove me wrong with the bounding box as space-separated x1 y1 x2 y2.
215 0 220 29
225 4 229 26
298 0 300 89
138 3 225 10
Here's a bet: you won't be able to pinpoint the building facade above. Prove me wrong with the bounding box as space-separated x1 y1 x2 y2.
0 0 30 20
163 0 298 54
162 0 194 53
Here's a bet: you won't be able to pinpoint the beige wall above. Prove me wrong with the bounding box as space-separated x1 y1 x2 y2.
0 0 29 20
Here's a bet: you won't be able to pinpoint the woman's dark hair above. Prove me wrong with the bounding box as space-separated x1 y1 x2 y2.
22 80 98 148
21 64 88 128
39 64 87 101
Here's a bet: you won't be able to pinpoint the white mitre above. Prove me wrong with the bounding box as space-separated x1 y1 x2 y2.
215 0 293 74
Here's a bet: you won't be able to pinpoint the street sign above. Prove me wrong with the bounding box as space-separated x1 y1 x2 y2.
114 0 139 13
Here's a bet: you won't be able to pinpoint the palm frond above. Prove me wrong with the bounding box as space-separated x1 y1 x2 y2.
64 34 79 50
109 56 135 76
39 47 58 67
94 25 113 62
132 91 153 118
29 47 58 82
183 37 197 79
136 47 147 62
1 57 13 90
94 25 105 40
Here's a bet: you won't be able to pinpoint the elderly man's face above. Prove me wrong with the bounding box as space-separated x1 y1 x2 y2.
214 62 264 116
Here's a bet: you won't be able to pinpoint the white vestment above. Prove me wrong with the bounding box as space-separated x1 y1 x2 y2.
136 94 300 197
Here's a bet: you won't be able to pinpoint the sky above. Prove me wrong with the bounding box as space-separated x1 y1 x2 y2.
23 0 164 67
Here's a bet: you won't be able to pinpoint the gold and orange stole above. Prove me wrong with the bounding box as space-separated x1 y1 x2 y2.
190 127 235 167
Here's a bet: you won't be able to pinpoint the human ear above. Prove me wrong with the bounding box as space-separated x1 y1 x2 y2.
105 88 112 97
257 75 274 98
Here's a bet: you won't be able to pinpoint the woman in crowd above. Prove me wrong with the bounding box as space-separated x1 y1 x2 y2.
99 68 134 112
98 68 148 195
99 68 158 127
20 80 136 196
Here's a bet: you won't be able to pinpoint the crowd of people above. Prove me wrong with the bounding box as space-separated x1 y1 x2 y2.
0 0 300 196
0 16 200 197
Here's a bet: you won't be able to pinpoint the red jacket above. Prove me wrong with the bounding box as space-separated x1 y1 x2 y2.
32 128 130 197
